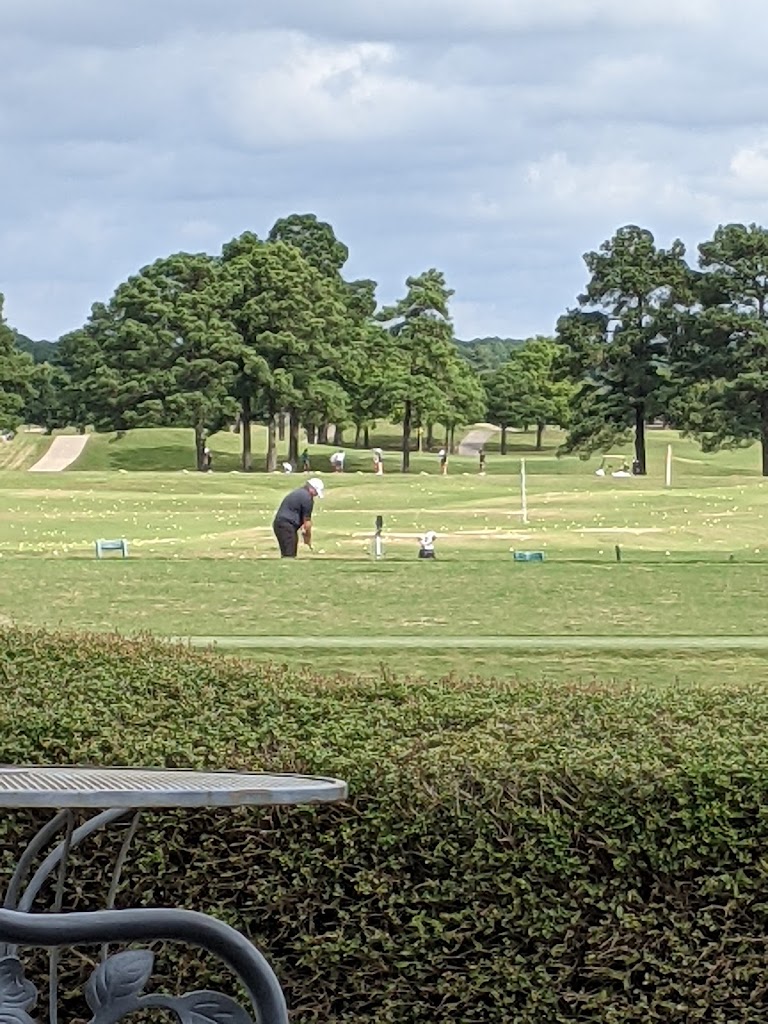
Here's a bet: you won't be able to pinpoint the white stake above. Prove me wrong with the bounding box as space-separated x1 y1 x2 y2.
665 444 672 488
521 458 528 524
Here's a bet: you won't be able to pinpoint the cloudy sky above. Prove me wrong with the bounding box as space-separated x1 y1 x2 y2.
1 0 767 342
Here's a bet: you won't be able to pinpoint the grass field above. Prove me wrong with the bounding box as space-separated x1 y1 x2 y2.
2 424 768 680
0 431 55 470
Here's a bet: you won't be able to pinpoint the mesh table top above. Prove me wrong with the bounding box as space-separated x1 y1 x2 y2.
0 766 348 809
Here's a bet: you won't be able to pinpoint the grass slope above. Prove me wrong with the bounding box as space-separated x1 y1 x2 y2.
69 421 437 473
0 431 52 470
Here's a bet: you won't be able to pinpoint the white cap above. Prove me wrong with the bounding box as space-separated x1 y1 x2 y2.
307 477 325 498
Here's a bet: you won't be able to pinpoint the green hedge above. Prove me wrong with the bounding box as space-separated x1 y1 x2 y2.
2 627 768 1022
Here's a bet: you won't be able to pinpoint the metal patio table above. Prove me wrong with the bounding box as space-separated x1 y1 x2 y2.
0 765 347 1024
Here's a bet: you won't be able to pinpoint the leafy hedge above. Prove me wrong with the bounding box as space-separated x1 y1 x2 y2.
2 628 768 1021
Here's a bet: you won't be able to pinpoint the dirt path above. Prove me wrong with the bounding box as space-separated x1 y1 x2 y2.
458 424 497 457
29 435 89 472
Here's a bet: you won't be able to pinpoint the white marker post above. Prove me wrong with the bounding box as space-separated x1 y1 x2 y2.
665 444 672 488
521 459 528 524
373 515 384 560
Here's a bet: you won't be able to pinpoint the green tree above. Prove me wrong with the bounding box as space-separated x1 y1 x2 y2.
23 361 72 434
668 223 768 475
486 337 572 452
0 297 34 432
331 278 394 448
219 233 348 471
59 254 238 469
267 213 349 278
441 360 487 453
557 225 691 474
456 336 524 373
54 325 107 433
268 213 367 451
378 270 466 472
12 332 57 364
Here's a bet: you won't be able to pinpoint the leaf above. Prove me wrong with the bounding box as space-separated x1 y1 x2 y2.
172 990 253 1024
85 950 154 1013
0 959 36 1012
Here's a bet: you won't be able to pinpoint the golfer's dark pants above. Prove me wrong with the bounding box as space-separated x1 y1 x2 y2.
273 519 299 558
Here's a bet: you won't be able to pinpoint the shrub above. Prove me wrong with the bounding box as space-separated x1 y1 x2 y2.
2 627 768 1021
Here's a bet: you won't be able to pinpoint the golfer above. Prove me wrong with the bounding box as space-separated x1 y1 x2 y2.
272 478 324 558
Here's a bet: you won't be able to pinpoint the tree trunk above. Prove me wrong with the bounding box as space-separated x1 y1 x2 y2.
536 422 545 450
363 426 370 448
194 426 207 471
278 412 286 442
305 425 316 444
317 423 329 445
266 414 278 472
633 405 647 475
240 398 252 471
426 423 434 449
288 410 301 465
501 425 508 456
761 399 768 476
402 400 412 472
333 425 344 446
449 424 456 454
354 423 363 447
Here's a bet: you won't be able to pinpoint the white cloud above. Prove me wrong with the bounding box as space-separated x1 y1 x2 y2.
0 0 767 340
729 143 768 198
212 35 469 147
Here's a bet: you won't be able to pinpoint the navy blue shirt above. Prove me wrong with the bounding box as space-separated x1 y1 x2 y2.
274 487 314 529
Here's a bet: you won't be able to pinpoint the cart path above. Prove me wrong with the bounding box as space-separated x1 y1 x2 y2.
173 635 768 651
458 425 497 457
28 435 89 472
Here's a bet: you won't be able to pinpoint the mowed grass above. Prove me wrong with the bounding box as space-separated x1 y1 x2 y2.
0 425 765 647
3 425 768 679
0 431 55 470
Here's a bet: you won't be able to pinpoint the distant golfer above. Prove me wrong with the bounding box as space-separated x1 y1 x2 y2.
478 449 486 475
273 478 325 558
372 447 384 475
301 448 311 471
438 448 448 475
330 450 346 472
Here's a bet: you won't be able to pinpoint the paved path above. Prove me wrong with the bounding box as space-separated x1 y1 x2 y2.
29 435 89 472
174 635 768 651
458 424 497 457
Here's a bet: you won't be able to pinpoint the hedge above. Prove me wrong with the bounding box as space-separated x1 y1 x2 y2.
1 627 768 1021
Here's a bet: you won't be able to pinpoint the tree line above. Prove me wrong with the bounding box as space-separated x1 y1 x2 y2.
2 217 768 473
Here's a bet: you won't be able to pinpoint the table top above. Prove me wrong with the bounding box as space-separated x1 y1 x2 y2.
0 766 348 809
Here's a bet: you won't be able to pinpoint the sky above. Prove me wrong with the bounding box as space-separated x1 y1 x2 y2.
1 0 767 342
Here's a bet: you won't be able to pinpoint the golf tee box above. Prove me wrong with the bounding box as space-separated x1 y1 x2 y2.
512 550 544 562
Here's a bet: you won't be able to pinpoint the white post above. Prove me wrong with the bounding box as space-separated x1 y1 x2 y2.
521 458 528 524
665 444 672 488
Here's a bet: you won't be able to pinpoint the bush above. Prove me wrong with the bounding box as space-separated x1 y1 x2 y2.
2 627 768 1021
